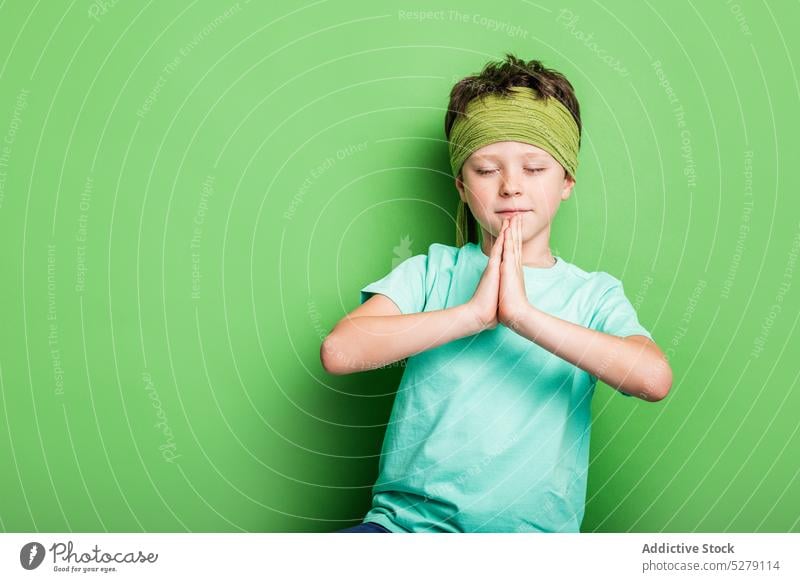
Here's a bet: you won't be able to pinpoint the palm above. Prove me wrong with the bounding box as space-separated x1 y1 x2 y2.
498 214 529 328
467 220 508 331
468 214 531 332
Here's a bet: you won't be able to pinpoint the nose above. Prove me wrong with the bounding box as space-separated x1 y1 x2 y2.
500 169 522 197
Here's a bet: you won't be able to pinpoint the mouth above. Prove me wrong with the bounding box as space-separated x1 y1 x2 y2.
496 210 532 216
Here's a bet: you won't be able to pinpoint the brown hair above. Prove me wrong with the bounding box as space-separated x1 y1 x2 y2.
445 54 582 246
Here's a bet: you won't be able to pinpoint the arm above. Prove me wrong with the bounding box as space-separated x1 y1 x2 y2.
323 221 509 376
507 307 673 401
498 214 672 401
320 295 484 375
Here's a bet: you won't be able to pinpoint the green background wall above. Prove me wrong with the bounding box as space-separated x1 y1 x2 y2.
0 0 797 532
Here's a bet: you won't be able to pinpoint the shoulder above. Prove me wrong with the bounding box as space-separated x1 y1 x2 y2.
387 242 461 281
556 260 631 311
557 258 621 290
427 242 461 267
400 242 461 271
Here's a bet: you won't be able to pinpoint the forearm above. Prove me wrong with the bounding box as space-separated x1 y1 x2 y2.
509 305 672 401
321 304 482 375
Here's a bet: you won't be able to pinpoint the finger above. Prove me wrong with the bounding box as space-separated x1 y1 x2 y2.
490 219 508 263
516 215 522 267
503 217 514 264
491 218 506 243
495 219 509 250
490 230 503 263
500 217 510 236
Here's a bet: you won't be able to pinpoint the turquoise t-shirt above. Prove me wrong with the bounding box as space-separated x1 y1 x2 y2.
359 242 653 533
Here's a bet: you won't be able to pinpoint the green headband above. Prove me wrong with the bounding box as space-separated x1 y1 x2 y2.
448 86 580 178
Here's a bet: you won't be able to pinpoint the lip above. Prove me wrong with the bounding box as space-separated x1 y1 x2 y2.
496 210 532 215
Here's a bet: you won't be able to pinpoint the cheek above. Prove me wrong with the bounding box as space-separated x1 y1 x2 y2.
536 181 564 207
531 174 559 191
465 188 494 214
538 197 559 214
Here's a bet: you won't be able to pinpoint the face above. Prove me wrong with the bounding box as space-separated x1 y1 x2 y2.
454 141 576 243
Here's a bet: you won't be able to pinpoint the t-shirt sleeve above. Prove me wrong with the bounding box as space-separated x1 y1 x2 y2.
590 277 653 341
359 254 428 314
589 275 654 397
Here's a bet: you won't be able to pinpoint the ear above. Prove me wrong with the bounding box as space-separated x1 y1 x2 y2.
561 173 576 201
454 173 466 203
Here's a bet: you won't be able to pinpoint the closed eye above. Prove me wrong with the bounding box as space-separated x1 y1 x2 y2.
475 168 545 176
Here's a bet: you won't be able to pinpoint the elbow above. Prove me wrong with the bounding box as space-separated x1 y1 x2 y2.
320 332 350 376
320 336 342 375
644 363 673 402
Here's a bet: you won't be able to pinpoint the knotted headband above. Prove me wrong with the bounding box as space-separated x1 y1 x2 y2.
448 86 580 179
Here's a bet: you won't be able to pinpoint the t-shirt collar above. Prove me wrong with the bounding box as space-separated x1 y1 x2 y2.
464 242 567 279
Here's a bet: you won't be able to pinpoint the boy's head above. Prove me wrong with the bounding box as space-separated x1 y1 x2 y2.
445 54 582 247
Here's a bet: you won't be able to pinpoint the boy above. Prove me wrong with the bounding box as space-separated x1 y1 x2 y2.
322 54 673 533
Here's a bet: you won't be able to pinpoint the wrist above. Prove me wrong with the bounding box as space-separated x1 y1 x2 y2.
501 301 535 334
457 302 491 336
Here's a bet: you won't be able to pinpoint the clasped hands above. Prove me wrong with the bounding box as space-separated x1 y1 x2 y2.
467 214 532 332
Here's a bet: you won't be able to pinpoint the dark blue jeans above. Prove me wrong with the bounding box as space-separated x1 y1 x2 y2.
337 521 391 533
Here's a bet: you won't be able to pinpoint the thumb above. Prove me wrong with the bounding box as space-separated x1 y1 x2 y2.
491 220 509 263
